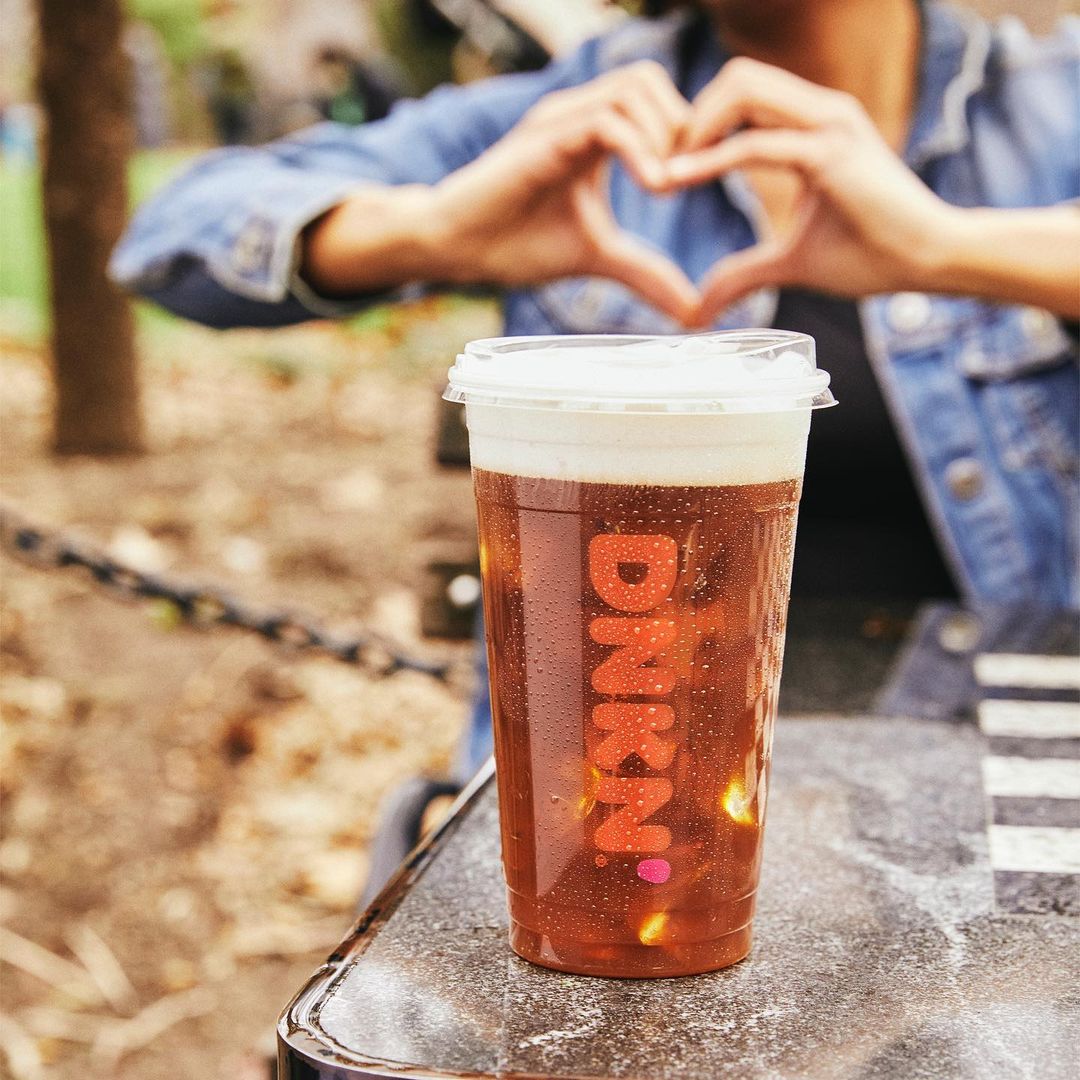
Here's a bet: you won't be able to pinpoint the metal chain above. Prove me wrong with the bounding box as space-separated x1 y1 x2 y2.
0 503 455 682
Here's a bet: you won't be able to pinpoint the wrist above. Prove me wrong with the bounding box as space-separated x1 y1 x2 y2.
423 180 492 287
301 184 447 296
911 204 1080 316
905 203 971 294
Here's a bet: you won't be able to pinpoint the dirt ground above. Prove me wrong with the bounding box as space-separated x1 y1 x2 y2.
0 298 498 1079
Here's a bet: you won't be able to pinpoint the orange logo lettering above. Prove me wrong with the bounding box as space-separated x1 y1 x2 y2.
589 617 677 696
587 533 680 861
589 534 678 612
593 776 674 853
592 703 676 771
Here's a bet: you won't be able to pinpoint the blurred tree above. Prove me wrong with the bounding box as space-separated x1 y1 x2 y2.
37 0 143 454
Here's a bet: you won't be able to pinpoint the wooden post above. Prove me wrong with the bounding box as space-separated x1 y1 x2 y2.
37 0 143 454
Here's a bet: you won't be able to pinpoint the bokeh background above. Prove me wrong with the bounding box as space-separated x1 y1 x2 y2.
0 2 1073 1078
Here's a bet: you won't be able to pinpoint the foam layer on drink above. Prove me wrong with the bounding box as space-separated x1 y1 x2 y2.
447 332 830 485
466 405 811 486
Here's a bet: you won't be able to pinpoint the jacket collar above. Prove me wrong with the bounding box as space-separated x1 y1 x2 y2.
905 2 992 170
675 2 991 171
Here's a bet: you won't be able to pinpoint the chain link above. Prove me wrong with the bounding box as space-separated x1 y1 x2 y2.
0 503 456 682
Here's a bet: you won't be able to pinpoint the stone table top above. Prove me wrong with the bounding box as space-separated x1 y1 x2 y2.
278 715 1079 1079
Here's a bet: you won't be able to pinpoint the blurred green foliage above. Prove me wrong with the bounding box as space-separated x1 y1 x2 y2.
0 148 439 350
374 0 454 94
126 0 206 69
0 150 198 342
0 2 493 359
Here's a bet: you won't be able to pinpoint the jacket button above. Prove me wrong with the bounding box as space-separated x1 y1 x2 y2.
1020 306 1055 339
232 220 271 273
937 611 981 654
944 457 984 501
887 292 932 333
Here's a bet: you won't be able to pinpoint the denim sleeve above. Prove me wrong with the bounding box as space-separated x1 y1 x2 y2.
109 44 601 329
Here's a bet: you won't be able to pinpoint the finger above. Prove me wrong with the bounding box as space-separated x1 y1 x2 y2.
531 64 684 142
579 197 700 324
598 236 702 326
587 111 670 190
615 61 693 156
695 242 790 325
683 57 863 152
520 106 668 192
664 129 827 189
521 78 630 139
613 92 678 162
535 63 690 161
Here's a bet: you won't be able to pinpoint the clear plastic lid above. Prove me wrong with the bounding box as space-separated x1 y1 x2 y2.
444 331 835 414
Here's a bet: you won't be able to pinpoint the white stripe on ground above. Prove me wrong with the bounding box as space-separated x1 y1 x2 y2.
974 653 1080 690
982 757 1080 799
988 825 1080 874
977 700 1080 739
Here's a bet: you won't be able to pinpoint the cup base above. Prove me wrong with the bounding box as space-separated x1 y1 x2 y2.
508 921 753 979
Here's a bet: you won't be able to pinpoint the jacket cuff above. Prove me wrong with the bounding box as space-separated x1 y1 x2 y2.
205 173 369 310
286 240 378 319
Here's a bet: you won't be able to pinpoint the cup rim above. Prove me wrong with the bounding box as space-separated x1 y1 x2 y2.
444 331 836 414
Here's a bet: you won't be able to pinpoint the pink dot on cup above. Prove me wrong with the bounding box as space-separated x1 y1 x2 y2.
637 858 671 884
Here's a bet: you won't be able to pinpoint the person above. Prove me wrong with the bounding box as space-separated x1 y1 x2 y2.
311 46 404 127
203 48 256 146
112 0 1079 773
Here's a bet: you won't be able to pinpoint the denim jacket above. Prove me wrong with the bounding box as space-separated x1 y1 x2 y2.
112 2 1080 608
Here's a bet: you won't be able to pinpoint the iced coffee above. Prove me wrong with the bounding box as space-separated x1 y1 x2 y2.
446 332 834 977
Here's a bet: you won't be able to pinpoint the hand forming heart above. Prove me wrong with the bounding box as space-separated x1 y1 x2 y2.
430 57 955 327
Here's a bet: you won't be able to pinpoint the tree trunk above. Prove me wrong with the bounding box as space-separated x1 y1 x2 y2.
37 0 143 455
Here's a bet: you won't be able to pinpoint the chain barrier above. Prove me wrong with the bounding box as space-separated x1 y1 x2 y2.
0 503 455 682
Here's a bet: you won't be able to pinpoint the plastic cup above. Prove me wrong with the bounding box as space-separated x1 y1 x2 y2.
445 331 834 977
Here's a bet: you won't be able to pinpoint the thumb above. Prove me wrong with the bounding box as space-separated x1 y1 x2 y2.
593 234 702 327
574 174 701 327
695 242 790 326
